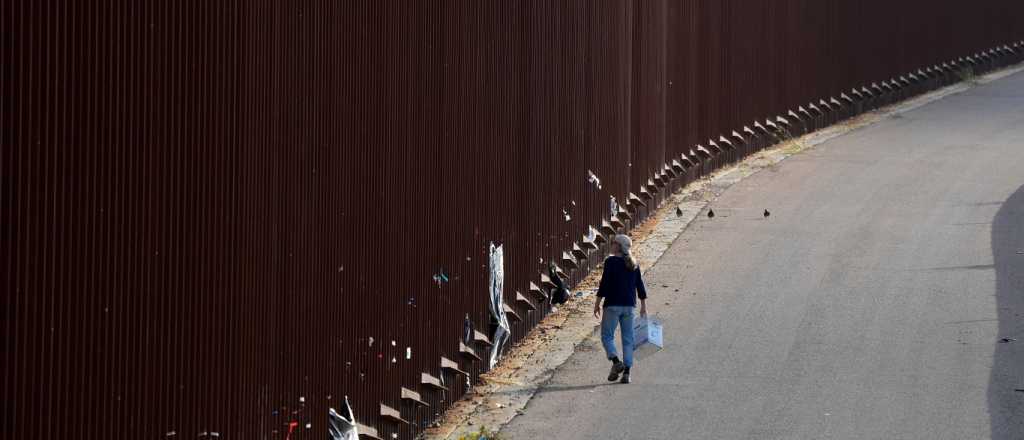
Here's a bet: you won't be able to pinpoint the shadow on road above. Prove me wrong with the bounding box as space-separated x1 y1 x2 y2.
990 184 1024 438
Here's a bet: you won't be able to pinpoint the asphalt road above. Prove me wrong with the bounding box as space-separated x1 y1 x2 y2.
503 72 1024 439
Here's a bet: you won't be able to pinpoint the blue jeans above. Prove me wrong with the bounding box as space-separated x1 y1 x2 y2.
601 306 636 368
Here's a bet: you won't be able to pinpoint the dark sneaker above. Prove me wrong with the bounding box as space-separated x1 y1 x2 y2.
620 371 631 384
607 362 625 381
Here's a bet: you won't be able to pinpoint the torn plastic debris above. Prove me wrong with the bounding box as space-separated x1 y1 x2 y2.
549 263 570 305
328 396 359 440
462 314 474 346
488 243 511 369
587 170 602 190
609 196 619 218
433 270 449 285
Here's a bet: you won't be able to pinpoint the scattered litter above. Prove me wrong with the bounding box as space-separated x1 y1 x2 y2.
165 432 176 437
306 423 312 429
1015 389 1024 392
433 271 450 285
337 266 344 272
391 340 396 346
707 209 715 219
406 347 412 359
299 396 306 403
587 170 602 190
999 338 1016 343
368 337 374 347
676 207 683 217
407 297 416 307
563 208 571 222
609 196 619 218
391 357 397 363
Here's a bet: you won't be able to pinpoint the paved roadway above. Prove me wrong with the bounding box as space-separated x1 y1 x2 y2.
504 72 1024 439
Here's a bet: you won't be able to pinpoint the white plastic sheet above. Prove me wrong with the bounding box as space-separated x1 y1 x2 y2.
328 396 358 440
488 243 510 369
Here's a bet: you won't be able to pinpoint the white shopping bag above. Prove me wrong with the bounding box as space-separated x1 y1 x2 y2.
633 316 664 350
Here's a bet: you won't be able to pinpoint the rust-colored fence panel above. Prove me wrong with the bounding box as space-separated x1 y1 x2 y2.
4 1 1022 439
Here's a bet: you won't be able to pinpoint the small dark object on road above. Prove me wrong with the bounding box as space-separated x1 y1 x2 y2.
676 207 683 217
1016 389 1024 393
999 338 1016 343
764 209 771 218
707 209 715 219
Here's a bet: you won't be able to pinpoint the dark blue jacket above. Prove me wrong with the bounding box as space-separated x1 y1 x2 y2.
596 256 648 307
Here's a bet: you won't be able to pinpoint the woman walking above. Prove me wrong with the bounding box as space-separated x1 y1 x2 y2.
593 234 648 384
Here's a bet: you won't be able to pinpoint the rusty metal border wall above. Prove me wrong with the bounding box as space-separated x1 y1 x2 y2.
4 1 1023 439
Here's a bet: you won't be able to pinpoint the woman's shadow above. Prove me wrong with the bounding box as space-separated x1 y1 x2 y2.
989 184 1024 438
